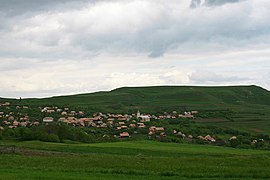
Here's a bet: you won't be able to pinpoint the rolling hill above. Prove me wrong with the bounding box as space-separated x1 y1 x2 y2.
1 85 270 134
20 85 270 111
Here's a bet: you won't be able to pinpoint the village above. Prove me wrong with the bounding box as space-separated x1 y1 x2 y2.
0 101 222 143
1 100 266 149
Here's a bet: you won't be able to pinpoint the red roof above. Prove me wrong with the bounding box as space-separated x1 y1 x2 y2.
120 132 130 137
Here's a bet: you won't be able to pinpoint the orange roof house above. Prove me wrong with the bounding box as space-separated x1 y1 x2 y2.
120 132 130 138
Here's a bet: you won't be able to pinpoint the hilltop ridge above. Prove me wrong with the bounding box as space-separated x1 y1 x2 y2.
1 85 270 108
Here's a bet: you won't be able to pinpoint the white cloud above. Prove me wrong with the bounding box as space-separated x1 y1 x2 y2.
0 0 270 97
189 70 250 83
2 0 270 58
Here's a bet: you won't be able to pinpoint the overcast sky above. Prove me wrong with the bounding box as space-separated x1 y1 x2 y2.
0 0 269 98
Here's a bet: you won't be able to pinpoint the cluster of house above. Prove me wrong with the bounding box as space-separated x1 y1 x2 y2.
0 102 201 139
42 110 150 138
0 102 11 106
41 106 85 116
0 102 266 146
197 135 216 142
0 103 39 129
149 126 166 137
147 128 218 143
172 130 194 139
1 120 39 130
229 136 264 145
156 111 198 119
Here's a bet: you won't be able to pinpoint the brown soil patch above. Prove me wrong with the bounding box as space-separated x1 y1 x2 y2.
18 148 76 157
250 128 263 133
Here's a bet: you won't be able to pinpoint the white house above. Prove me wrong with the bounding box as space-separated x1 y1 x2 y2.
43 117 54 123
136 110 151 122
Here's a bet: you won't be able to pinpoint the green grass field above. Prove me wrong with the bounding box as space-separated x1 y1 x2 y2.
1 140 270 179
1 86 270 179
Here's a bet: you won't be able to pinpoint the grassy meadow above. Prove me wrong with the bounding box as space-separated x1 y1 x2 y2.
1 140 270 180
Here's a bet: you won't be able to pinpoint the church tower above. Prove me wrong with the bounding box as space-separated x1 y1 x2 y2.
136 110 140 119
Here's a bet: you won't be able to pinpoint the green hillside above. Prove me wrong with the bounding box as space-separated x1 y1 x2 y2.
2 85 270 134
21 85 270 110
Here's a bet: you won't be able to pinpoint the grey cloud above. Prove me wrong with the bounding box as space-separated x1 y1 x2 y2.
189 71 251 83
0 0 93 16
0 0 270 59
190 0 242 8
206 0 241 6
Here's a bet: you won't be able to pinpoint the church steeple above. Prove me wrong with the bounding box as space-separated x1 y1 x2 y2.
136 110 140 119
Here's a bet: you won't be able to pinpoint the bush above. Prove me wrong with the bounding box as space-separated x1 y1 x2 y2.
215 139 226 146
46 134 60 143
167 136 184 143
229 139 240 148
21 128 34 140
254 141 267 149
237 144 251 149
35 132 59 143
2 129 15 137
194 138 207 144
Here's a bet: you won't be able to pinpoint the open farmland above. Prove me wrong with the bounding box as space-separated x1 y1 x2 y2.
0 140 270 180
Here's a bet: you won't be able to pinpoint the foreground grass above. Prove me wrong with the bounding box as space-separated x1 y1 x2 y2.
0 140 270 179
